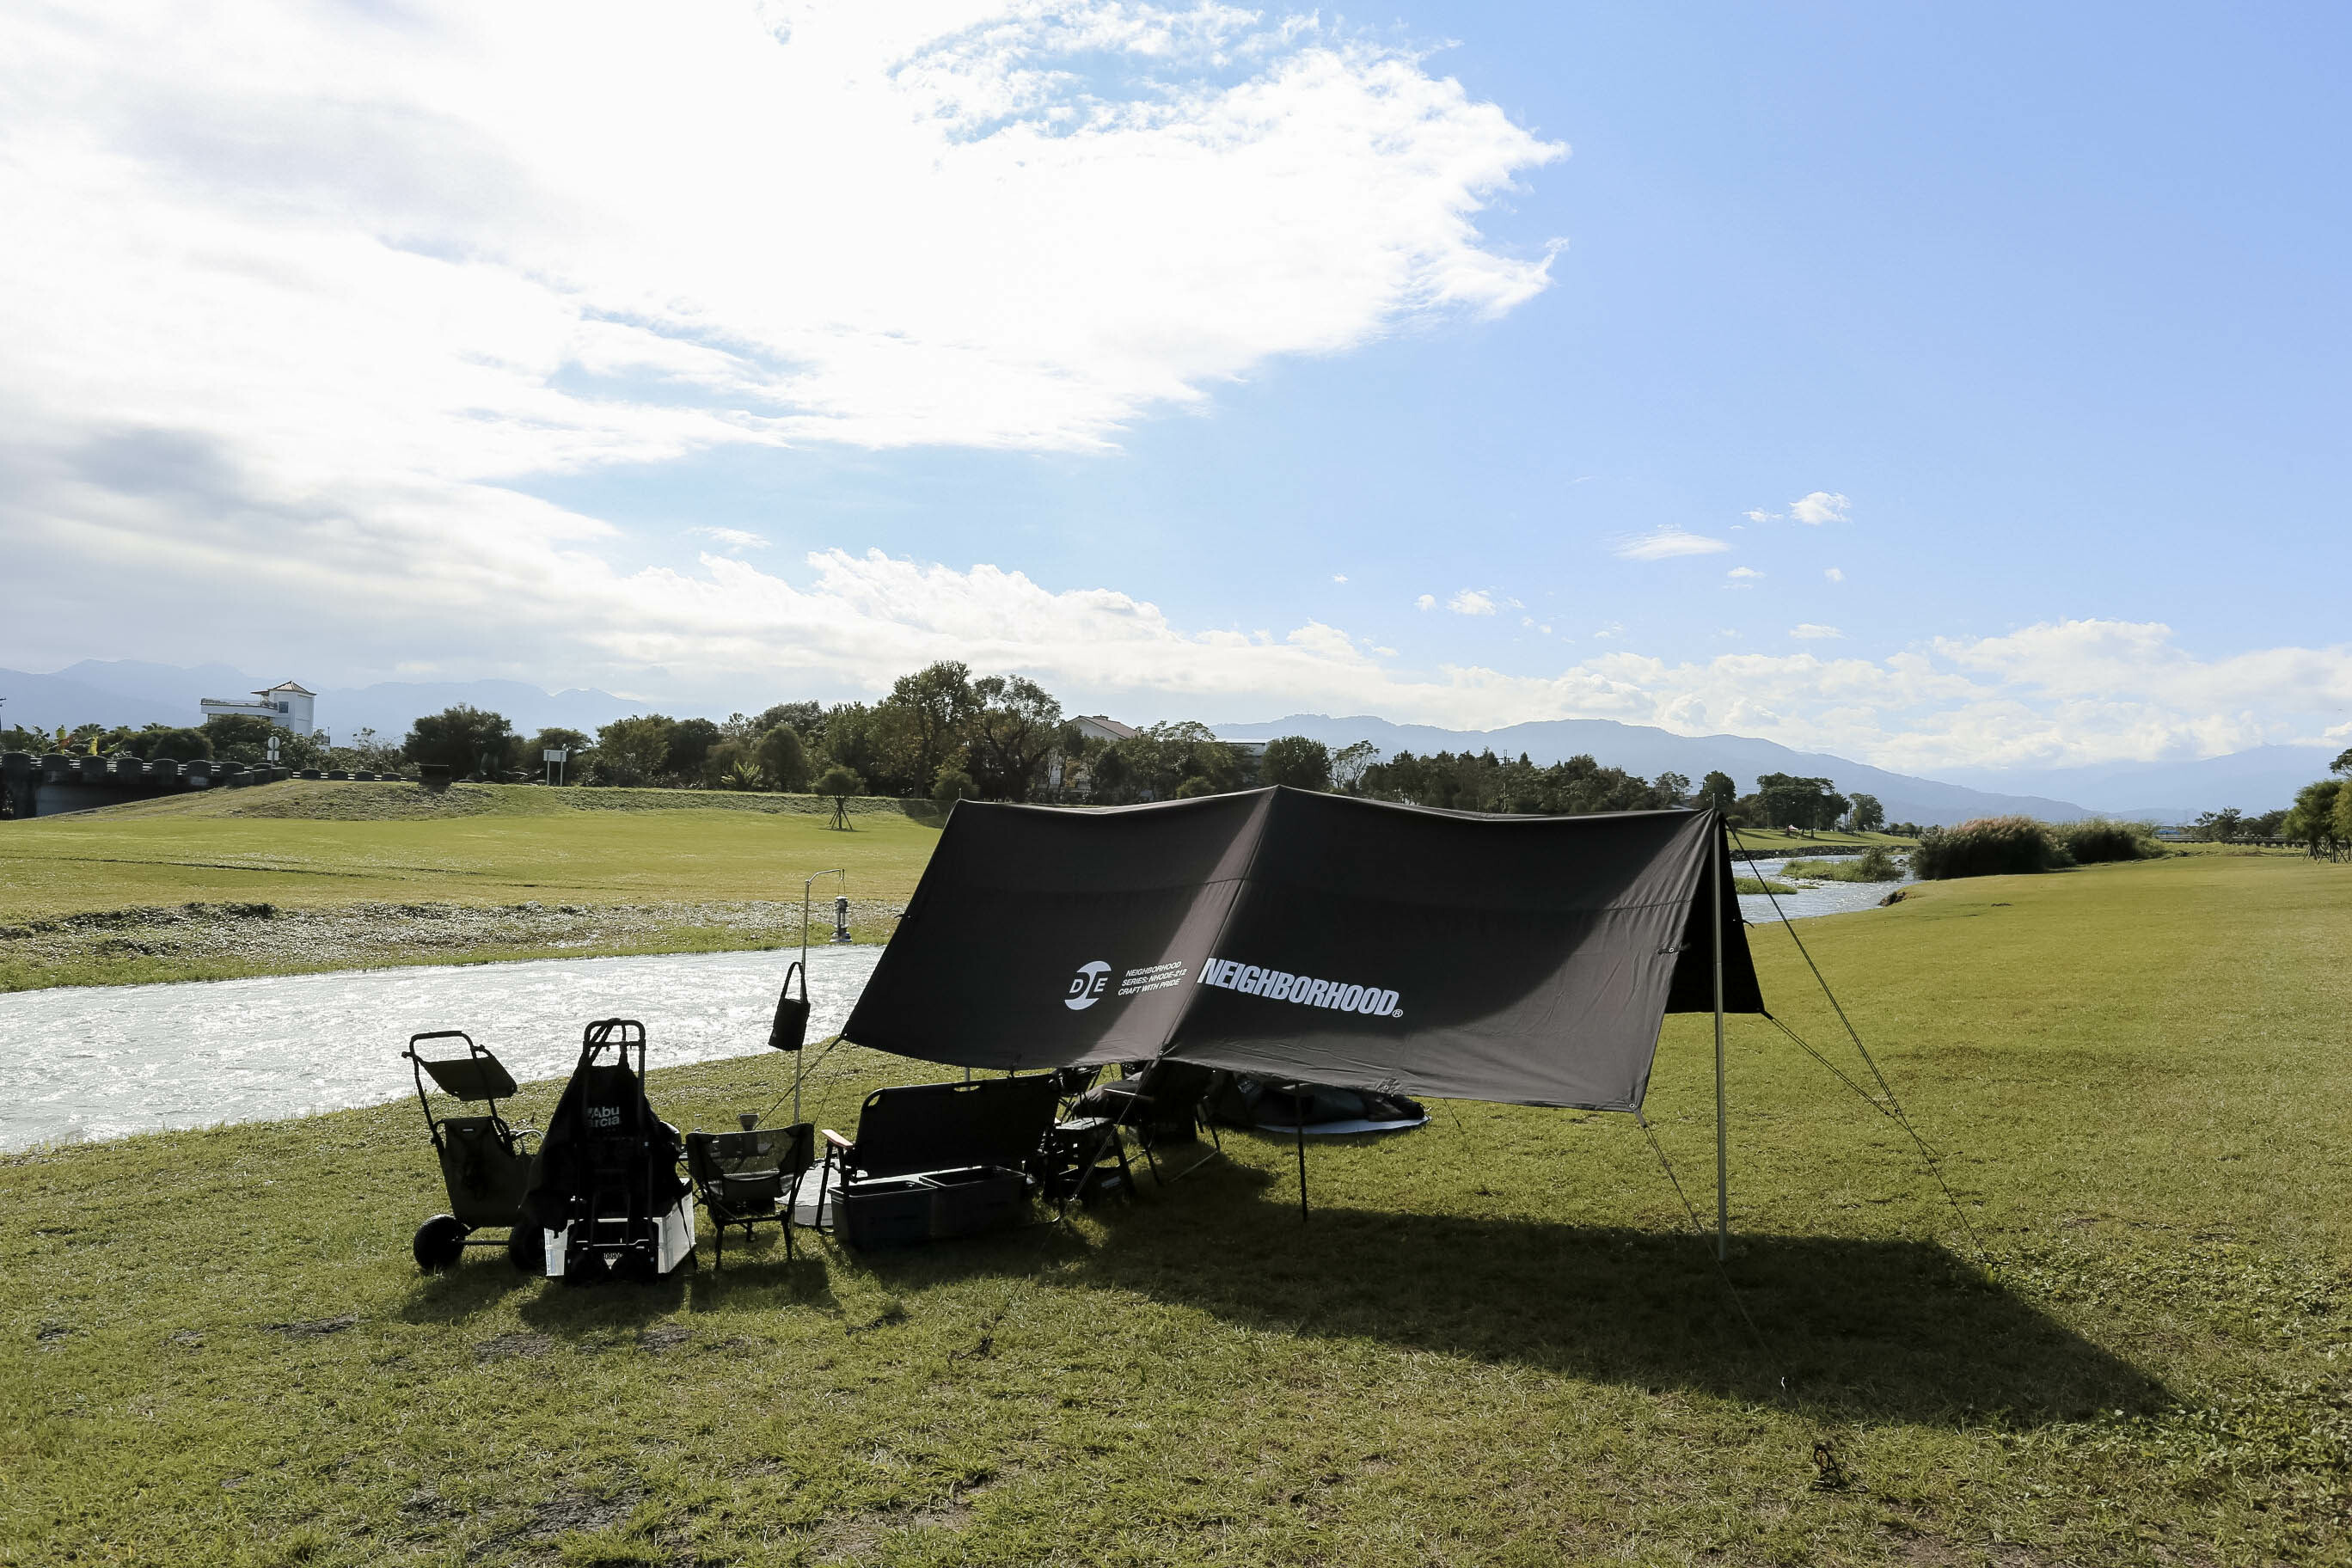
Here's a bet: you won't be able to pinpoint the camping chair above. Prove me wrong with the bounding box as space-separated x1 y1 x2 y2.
402 1030 541 1272
818 1075 1063 1247
684 1122 816 1271
1073 1058 1224 1185
524 1019 695 1282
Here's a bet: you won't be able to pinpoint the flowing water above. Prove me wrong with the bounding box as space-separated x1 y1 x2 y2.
2 867 1913 1152
1737 855 1919 923
0 944 882 1152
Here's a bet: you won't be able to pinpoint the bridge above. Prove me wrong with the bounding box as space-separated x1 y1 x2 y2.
0 752 400 819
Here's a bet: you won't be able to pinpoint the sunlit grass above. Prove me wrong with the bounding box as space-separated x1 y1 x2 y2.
5 854 2350 1562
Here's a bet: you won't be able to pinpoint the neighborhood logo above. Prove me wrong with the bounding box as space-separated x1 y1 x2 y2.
1196 958 1403 1019
1065 960 1112 1010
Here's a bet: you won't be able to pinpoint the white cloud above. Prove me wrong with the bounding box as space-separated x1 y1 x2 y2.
1449 589 1498 616
1415 594 1438 611
0 0 1565 657
1725 566 1763 579
1332 574 1349 583
1788 491 1851 525
1742 508 1779 524
1790 624 1843 640
1824 567 1845 583
1614 528 1731 560
687 526 769 551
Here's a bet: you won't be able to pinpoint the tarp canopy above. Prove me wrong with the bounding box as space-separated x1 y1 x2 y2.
842 788 1763 1112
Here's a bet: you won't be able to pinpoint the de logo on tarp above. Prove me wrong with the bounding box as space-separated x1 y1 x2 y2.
1064 960 1112 1010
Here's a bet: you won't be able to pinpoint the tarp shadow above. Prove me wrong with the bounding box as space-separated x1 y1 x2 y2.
1077 1179 2165 1426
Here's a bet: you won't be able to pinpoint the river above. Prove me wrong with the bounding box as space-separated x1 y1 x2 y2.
3 867 1912 1152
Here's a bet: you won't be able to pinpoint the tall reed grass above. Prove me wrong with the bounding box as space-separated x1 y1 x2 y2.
1910 816 2071 879
2055 818 2165 864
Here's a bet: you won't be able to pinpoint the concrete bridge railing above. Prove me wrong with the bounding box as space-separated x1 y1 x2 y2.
0 753 404 819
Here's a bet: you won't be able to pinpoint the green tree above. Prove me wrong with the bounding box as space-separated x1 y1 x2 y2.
820 703 895 793
2192 808 2244 843
1651 771 1690 806
1330 740 1379 794
2333 775 2352 848
756 701 824 739
138 726 213 763
1696 771 1737 814
1755 773 1840 831
402 706 519 779
965 675 1062 800
932 764 977 805
666 717 722 781
2284 780 2342 853
1097 721 1239 802
593 714 676 787
1259 736 1332 791
877 662 979 795
756 725 812 793
2332 748 2352 776
204 714 281 764
1848 793 1885 833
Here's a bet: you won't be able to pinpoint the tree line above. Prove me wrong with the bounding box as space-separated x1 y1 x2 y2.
3 667 1908 831
2277 750 2352 857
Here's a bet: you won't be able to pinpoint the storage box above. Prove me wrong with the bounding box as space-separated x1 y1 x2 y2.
928 1166 1028 1240
836 1176 936 1249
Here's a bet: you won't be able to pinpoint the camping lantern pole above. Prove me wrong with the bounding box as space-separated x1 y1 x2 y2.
1712 817 1729 1262
798 868 846 1126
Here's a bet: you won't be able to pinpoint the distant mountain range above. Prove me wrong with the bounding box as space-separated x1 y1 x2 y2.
4 662 2318 824
0 661 656 744
1212 713 2097 828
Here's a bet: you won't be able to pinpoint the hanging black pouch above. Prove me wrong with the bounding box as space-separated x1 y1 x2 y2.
769 960 810 1052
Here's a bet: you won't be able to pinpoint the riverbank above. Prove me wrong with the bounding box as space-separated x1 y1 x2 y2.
0 781 940 990
0 897 904 992
6 854 2349 1563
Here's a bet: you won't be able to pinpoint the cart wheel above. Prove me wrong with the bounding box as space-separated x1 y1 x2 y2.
412 1214 469 1272
505 1225 545 1275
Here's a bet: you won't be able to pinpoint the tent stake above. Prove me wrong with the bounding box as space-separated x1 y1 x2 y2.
1713 814 1729 1262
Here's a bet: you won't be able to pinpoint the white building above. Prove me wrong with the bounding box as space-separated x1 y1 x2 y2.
200 680 315 734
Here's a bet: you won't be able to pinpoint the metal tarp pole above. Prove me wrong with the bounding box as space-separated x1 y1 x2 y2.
1295 1090 1309 1222
1713 816 1729 1261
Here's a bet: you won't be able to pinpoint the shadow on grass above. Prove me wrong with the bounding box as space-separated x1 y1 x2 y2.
1069 1167 2165 1427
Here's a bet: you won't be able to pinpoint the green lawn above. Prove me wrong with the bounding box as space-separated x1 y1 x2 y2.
0 782 944 989
6 852 2349 1564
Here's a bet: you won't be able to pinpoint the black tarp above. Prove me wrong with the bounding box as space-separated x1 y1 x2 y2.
842 788 1763 1113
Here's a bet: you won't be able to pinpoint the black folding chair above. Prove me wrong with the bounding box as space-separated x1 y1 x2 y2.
685 1122 817 1271
1074 1058 1224 1186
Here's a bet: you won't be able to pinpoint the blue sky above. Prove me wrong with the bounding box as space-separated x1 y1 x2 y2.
3 3 2346 773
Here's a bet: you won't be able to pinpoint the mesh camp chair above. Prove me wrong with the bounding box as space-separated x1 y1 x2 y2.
1072 1058 1224 1185
684 1122 816 1271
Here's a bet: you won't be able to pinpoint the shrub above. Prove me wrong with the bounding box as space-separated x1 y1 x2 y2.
1910 817 2072 880
1780 845 1906 882
932 765 976 805
813 764 864 798
2055 819 2164 864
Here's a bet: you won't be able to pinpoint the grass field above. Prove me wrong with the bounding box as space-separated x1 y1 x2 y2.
6 851 2349 1565
0 782 945 990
